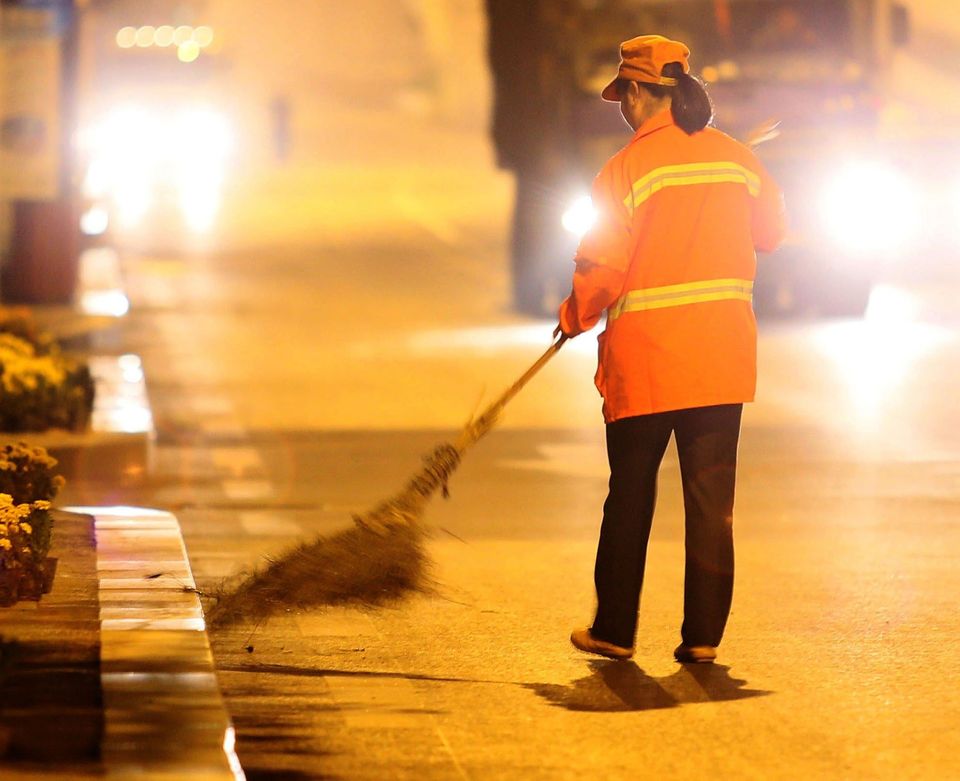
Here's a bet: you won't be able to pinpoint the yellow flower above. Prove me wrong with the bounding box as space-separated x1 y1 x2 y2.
0 539 11 550
20 523 32 534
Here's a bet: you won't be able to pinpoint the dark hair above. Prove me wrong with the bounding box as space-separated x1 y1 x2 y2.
638 62 714 135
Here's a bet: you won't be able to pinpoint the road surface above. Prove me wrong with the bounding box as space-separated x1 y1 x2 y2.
59 3 960 776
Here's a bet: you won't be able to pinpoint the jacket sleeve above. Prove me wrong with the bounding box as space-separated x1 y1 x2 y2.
558 161 634 336
751 156 787 254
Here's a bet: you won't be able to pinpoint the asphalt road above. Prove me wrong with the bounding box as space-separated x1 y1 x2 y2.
58 176 960 779
59 18 960 770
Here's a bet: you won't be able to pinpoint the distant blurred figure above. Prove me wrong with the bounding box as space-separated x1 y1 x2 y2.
486 0 550 171
751 8 820 50
270 94 292 163
485 0 573 314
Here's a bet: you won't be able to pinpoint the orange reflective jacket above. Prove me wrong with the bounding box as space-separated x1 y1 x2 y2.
559 109 786 423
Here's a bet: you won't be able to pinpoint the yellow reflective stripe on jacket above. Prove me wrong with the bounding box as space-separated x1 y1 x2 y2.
609 278 754 320
623 162 761 213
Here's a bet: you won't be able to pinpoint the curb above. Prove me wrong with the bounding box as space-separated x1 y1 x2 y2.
69 505 245 781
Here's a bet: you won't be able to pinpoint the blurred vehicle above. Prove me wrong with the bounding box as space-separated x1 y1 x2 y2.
82 102 232 239
78 8 231 249
487 0 912 317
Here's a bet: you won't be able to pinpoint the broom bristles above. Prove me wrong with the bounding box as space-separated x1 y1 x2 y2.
205 441 469 627
205 522 430 627
205 338 561 628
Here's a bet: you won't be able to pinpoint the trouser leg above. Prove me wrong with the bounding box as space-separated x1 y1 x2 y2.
591 413 673 648
674 404 743 648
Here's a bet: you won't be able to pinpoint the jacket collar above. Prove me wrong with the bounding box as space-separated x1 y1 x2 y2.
631 108 675 141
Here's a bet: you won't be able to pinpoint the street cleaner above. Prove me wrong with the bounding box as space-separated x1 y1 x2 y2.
558 35 786 664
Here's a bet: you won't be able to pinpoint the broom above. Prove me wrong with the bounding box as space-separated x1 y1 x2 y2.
206 122 781 628
206 334 568 627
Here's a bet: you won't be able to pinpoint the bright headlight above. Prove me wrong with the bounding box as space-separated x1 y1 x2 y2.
562 195 597 237
98 106 163 160
80 206 110 236
173 108 233 162
172 109 232 232
819 161 920 255
85 103 232 233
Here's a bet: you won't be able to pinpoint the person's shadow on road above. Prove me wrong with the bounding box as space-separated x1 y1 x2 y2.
526 660 770 712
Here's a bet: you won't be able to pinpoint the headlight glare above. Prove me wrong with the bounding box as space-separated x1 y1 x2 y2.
819 161 920 255
562 195 597 238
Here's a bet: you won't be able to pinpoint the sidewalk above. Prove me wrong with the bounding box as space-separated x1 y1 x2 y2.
1 255 244 780
0 505 244 780
5 109 960 778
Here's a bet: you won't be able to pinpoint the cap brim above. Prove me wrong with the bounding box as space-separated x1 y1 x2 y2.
601 78 620 102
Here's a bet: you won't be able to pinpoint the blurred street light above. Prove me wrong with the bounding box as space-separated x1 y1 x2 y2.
177 40 201 63
154 26 175 47
116 26 136 48
134 25 154 48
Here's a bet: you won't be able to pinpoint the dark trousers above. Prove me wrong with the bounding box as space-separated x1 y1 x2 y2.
591 404 743 649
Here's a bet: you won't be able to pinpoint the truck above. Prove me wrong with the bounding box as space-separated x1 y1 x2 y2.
77 0 231 250
486 0 912 317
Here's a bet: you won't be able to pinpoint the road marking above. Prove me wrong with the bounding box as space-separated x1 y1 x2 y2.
223 479 275 501
499 441 683 480
393 191 461 245
212 447 266 477
499 442 609 480
239 510 302 536
201 418 249 438
190 395 239 416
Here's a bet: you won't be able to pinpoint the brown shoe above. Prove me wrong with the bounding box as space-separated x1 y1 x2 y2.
674 644 717 664
570 628 634 660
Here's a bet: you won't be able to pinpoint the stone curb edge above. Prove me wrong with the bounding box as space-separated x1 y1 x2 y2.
68 505 246 781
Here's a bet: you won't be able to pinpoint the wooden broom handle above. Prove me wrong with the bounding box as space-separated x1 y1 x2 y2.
455 335 568 451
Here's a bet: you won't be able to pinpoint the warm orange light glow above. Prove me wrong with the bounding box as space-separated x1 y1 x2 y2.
80 206 109 236
178 41 201 63
116 27 137 48
173 25 193 46
154 25 175 47
193 26 214 48
814 319 952 423
135 26 155 48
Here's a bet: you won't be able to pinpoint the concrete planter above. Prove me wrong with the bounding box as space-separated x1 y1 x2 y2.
0 569 21 607
41 556 58 594
0 558 58 606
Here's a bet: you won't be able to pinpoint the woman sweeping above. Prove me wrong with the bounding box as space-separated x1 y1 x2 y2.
558 35 786 663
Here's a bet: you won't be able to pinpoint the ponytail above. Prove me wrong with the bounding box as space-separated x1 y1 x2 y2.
639 62 714 135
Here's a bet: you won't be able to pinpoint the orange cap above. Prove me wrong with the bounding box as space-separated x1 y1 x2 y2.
601 35 691 102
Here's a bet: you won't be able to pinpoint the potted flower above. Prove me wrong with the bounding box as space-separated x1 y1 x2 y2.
0 495 53 604
0 444 63 606
0 332 96 434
